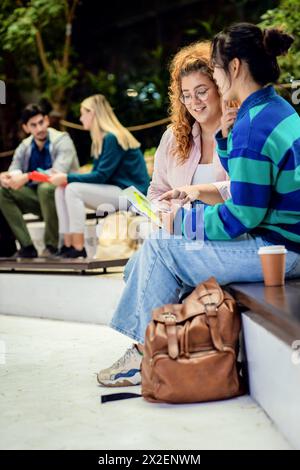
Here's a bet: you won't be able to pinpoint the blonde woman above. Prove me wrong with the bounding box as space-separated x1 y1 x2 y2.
50 94 150 258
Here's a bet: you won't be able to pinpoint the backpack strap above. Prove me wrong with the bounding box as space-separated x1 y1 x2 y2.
198 286 225 352
101 393 141 403
162 312 179 359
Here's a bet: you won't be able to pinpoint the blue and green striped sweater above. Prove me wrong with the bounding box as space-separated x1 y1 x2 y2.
186 86 300 253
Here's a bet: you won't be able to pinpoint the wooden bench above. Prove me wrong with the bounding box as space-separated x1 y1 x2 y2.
0 256 129 275
228 279 300 344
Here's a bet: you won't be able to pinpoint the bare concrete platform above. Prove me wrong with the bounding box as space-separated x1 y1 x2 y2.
0 314 292 450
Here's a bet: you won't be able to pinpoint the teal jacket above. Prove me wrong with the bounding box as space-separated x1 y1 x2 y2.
67 133 150 194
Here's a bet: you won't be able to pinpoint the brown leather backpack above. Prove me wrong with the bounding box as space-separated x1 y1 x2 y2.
142 277 244 404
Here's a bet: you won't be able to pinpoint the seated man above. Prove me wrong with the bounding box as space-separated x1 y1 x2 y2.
0 104 79 258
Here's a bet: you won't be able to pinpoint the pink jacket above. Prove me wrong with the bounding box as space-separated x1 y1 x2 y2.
148 122 230 203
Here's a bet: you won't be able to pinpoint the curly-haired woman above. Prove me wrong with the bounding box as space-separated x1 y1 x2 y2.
99 41 236 387
148 40 233 209
98 24 300 388
123 42 235 282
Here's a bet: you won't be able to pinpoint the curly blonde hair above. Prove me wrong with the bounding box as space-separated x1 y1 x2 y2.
168 41 215 164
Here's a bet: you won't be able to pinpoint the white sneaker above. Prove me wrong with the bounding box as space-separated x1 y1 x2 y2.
97 344 142 387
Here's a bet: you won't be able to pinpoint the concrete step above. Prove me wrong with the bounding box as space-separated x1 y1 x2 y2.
0 272 124 325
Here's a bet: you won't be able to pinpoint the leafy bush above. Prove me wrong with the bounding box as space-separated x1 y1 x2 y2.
259 0 300 94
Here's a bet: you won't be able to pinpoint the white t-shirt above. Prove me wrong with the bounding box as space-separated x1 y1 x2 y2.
191 163 217 185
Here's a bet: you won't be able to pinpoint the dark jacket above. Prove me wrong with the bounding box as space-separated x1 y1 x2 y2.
67 133 150 194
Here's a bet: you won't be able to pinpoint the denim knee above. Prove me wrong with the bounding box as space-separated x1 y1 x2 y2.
123 250 139 282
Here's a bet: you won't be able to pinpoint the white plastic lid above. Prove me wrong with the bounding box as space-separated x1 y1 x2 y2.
258 245 287 255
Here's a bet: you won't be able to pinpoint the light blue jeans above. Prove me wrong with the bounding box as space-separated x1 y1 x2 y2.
123 248 192 299
111 231 300 344
123 251 138 282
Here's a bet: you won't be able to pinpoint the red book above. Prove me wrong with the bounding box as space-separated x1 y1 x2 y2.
28 171 50 183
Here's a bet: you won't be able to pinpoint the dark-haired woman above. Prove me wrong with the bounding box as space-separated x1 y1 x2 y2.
98 23 300 388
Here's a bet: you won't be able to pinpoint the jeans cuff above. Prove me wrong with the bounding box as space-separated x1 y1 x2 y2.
109 322 145 345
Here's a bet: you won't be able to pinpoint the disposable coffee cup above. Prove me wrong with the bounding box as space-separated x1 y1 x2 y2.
258 245 287 286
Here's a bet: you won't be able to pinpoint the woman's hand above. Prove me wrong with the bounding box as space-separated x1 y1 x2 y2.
157 204 182 234
221 100 239 138
158 186 201 205
157 187 200 233
49 173 68 186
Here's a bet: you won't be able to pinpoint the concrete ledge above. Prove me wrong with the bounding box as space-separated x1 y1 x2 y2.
0 273 124 325
242 312 300 449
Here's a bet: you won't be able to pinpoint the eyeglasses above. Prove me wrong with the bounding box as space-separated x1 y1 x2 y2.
180 88 210 106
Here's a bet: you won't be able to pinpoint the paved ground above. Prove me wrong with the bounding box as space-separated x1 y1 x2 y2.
0 314 292 450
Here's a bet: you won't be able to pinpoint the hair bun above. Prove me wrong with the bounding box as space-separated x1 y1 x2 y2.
263 28 294 57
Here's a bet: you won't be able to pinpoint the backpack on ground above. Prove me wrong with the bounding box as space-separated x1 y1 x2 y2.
141 277 245 404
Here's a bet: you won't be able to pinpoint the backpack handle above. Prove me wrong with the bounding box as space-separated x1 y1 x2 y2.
199 287 225 352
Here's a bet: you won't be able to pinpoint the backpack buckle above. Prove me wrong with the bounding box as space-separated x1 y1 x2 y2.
204 302 218 316
163 312 177 324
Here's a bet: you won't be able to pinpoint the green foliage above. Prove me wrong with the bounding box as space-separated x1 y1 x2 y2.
144 147 157 156
69 70 118 118
0 0 287 152
43 66 78 106
0 0 77 111
259 0 300 83
185 19 214 38
114 45 169 128
0 0 65 59
69 44 169 133
85 71 118 100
